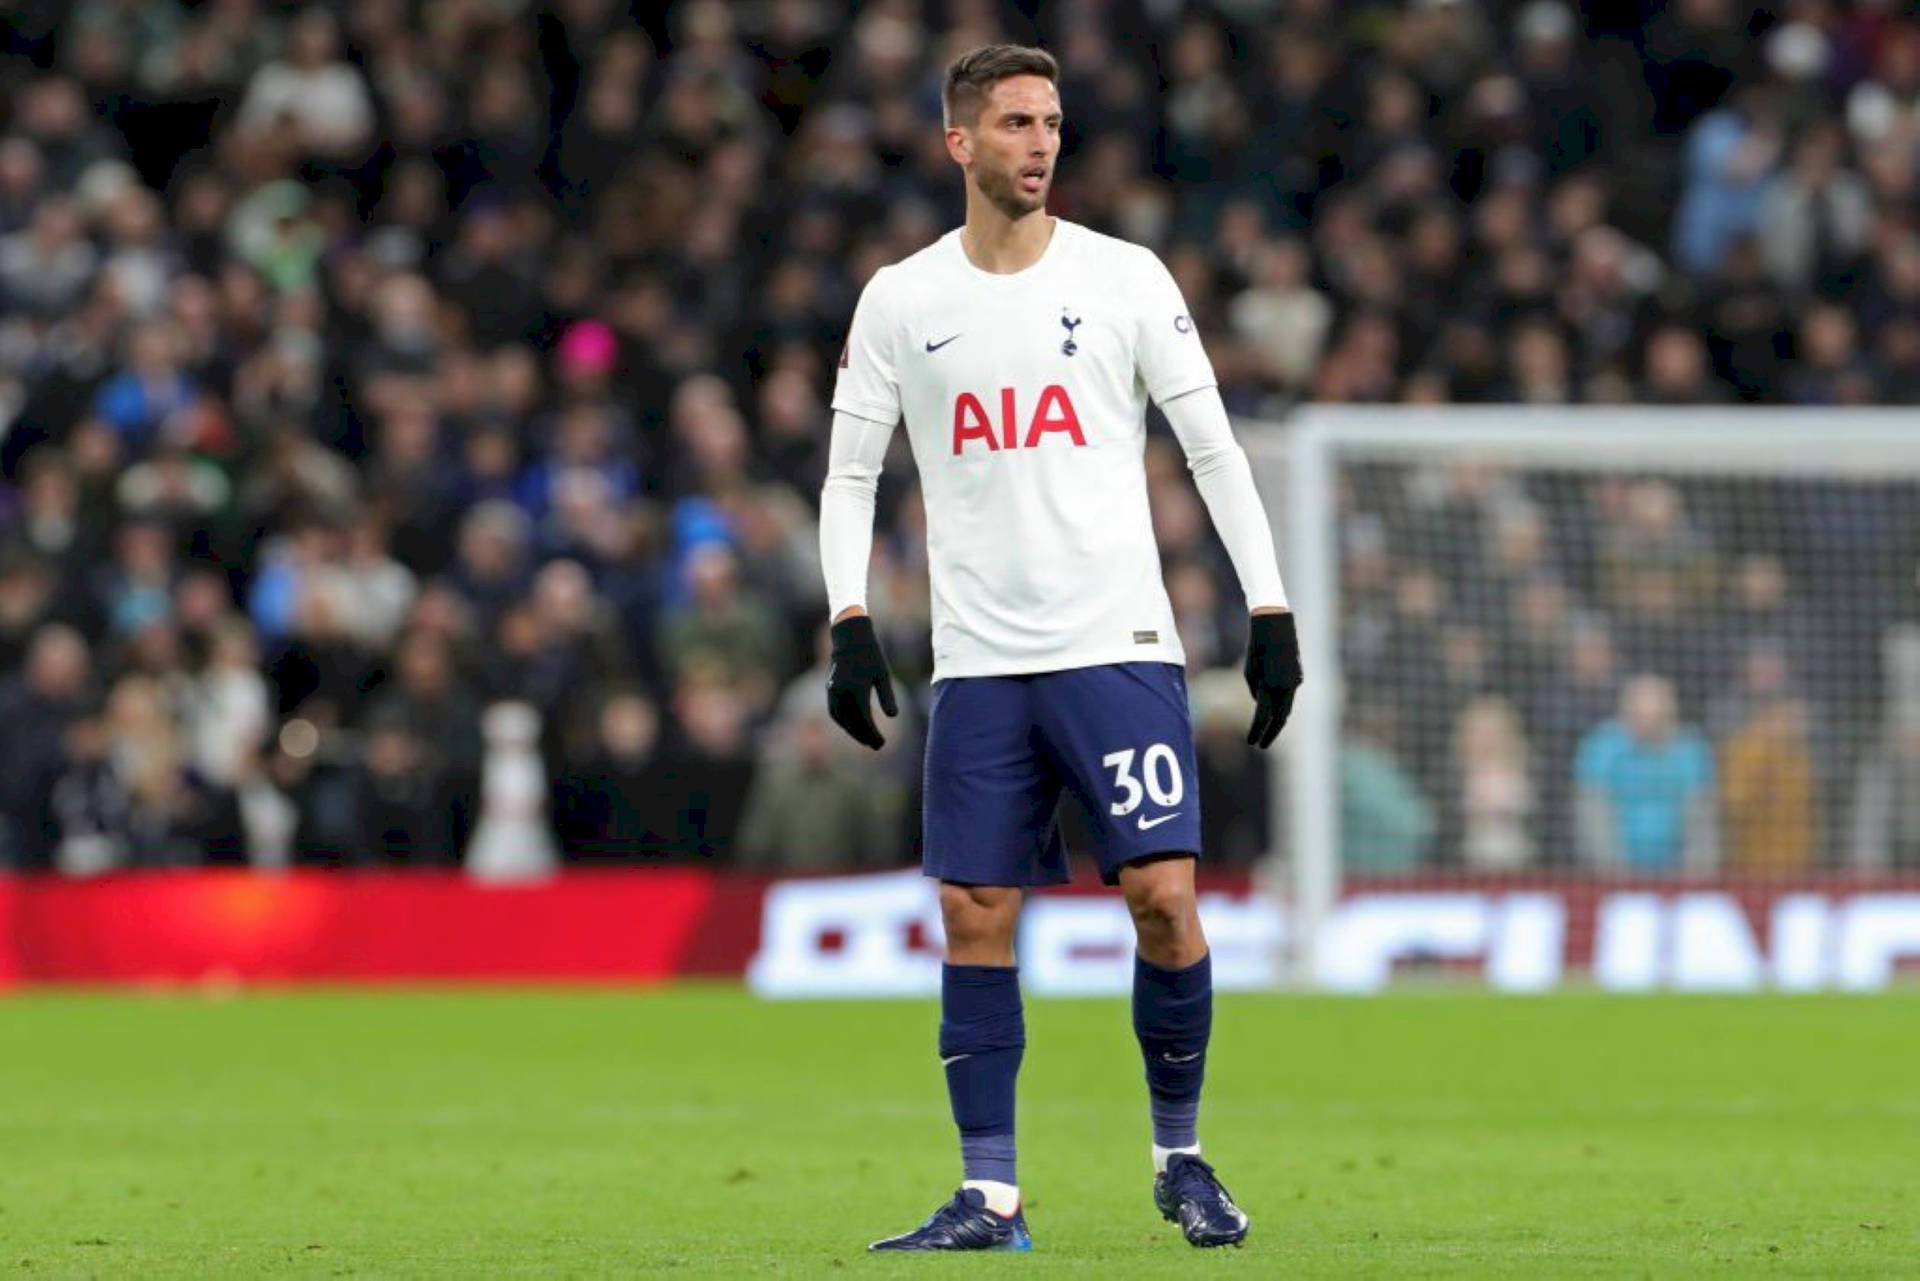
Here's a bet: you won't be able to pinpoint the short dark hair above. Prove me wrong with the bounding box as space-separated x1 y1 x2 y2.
942 44 1060 129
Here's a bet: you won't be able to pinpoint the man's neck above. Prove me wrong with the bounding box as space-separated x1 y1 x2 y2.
960 194 1056 275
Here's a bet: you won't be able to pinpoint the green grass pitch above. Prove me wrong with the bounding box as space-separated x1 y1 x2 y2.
0 988 1914 1277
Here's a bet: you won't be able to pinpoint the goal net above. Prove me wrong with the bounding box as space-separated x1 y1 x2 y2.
1249 407 1920 992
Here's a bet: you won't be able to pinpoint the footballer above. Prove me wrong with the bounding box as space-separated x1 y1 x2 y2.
819 43 1303 1253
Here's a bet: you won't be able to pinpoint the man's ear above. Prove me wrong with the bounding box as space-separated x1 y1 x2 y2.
945 125 971 167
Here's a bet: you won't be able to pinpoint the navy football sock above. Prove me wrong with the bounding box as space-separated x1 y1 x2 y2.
1134 951 1212 1150
940 963 1024 1186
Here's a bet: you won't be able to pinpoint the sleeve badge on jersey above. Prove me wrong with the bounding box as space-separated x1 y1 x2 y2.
1173 315 1194 333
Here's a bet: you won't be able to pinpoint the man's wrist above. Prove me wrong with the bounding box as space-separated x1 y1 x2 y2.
1249 610 1298 652
831 612 878 645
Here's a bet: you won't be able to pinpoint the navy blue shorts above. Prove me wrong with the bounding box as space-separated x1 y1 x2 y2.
922 662 1203 887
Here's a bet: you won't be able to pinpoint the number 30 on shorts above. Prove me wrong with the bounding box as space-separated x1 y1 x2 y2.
1102 744 1185 816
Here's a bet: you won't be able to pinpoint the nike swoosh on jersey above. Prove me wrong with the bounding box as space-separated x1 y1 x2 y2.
1136 812 1182 831
925 334 961 352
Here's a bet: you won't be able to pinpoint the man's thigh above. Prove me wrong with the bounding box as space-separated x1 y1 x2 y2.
922 674 1070 887
1033 663 1204 884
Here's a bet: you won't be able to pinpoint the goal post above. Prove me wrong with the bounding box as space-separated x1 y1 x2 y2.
1245 406 1920 991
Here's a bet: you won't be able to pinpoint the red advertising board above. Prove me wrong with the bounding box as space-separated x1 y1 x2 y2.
4 871 731 985
1 869 1918 994
0 877 19 988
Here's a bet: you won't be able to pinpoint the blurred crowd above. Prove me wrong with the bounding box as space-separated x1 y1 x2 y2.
1338 467 1920 875
1 0 1918 873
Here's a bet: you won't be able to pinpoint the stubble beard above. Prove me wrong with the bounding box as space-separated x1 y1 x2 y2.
975 158 1047 221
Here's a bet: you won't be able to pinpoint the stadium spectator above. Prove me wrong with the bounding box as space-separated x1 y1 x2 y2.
311 704 458 866
0 623 96 868
1849 720 1920 871
335 519 416 652
47 705 127 875
13 75 121 192
94 518 177 640
1452 696 1536 872
1721 555 1820 684
1531 621 1623 863
1639 325 1731 405
99 672 210 866
1378 564 1451 797
0 133 39 233
1575 674 1718 872
1674 86 1782 277
736 703 902 870
1720 690 1816 872
8 453 92 571
449 501 534 635
497 558 630 725
1701 233 1792 399
656 543 790 713
1502 574 1574 717
553 687 675 860
367 627 483 783
186 616 271 791
0 550 64 673
1784 302 1875 405
660 654 755 859
1599 479 1718 708
233 7 373 162
1340 701 1434 873
1758 119 1872 294
1227 237 1330 394
0 195 97 317
1498 315 1575 404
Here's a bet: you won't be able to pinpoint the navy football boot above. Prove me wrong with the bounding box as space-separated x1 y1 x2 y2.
868 1187 1034 1252
1153 1153 1250 1247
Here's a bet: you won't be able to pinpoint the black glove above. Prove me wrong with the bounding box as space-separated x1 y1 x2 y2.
1244 611 1302 749
826 614 898 750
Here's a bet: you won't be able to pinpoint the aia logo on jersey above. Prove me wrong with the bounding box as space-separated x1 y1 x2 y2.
952 385 1086 456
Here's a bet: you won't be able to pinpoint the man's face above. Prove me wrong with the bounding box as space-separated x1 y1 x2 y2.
952 75 1062 219
1622 677 1676 744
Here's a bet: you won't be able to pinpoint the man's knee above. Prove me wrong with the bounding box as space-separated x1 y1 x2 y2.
1125 875 1197 933
1123 861 1203 948
1124 863 1206 968
940 882 1021 955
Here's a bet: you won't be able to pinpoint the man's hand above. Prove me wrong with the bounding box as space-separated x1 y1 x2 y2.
826 614 898 750
1243 610 1302 749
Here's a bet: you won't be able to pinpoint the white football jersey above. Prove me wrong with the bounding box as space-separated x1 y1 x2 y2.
831 219 1218 681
